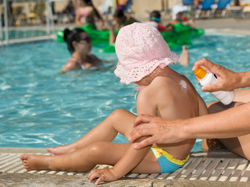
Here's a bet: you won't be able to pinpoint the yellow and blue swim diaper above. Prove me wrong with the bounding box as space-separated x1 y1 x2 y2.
151 147 189 173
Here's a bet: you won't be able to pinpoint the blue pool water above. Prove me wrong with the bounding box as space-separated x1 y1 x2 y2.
1 34 250 152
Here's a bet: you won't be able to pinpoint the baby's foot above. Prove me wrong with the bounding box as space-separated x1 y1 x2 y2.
46 145 75 155
20 154 52 171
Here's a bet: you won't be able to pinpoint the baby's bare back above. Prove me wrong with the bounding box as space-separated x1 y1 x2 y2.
140 74 207 160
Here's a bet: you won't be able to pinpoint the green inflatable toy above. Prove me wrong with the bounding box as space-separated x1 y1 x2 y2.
56 23 204 53
56 24 118 45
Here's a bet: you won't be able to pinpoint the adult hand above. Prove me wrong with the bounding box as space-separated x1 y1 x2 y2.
88 168 118 185
193 58 240 92
128 114 186 149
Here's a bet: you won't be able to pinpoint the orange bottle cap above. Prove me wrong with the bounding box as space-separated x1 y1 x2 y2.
193 67 207 79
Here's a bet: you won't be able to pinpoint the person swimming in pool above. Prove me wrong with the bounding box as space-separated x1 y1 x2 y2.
20 23 208 185
61 28 112 72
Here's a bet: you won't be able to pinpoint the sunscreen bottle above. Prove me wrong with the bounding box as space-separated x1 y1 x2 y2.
193 67 235 105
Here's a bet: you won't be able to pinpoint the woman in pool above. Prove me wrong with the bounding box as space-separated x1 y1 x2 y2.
20 23 208 184
62 28 111 72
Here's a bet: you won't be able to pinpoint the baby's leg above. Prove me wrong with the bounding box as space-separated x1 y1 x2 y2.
21 142 131 172
47 109 136 155
21 142 161 174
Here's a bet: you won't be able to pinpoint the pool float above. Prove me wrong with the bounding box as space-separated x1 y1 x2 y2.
98 23 204 53
56 23 204 53
56 23 118 46
97 23 204 53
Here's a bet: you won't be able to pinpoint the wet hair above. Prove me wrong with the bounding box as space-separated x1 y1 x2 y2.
114 9 126 18
63 28 87 54
149 10 161 22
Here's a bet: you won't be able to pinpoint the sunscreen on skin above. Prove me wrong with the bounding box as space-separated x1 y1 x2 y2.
193 67 235 105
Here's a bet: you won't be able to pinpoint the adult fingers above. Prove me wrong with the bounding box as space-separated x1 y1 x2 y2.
195 76 200 84
192 58 215 71
193 58 225 78
201 82 223 92
132 114 153 127
134 136 156 149
129 124 154 142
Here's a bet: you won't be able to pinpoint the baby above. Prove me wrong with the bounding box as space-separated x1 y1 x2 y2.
20 23 208 185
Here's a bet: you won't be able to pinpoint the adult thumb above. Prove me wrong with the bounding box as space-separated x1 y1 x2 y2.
201 83 220 92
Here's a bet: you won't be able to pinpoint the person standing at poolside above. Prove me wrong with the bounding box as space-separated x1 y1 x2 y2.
20 23 208 184
129 58 250 160
75 0 106 30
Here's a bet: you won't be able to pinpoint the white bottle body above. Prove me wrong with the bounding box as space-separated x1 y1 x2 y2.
199 71 235 105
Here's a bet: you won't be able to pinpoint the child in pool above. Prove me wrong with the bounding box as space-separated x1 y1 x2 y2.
20 23 208 185
144 10 173 32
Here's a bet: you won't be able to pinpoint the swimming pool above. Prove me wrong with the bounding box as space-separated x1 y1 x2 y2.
1 34 250 152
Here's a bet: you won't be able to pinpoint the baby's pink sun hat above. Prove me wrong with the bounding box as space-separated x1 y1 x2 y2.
114 22 179 85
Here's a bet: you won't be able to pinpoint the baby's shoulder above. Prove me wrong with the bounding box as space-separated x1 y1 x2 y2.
140 77 174 97
149 76 176 92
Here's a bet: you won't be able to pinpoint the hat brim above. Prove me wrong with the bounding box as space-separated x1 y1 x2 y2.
114 51 179 85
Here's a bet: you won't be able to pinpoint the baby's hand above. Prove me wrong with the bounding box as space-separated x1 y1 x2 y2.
88 168 118 185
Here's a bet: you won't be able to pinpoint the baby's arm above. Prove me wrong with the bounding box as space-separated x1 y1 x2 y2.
88 88 156 184
88 142 151 184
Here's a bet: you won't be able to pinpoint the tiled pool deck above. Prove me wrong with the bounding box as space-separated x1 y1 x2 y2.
1 18 250 186
0 148 250 186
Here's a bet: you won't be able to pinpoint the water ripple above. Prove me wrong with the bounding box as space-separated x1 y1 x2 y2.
0 34 250 151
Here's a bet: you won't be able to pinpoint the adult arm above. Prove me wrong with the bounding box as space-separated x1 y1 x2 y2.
91 54 115 63
61 60 78 72
129 102 250 149
193 58 250 92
